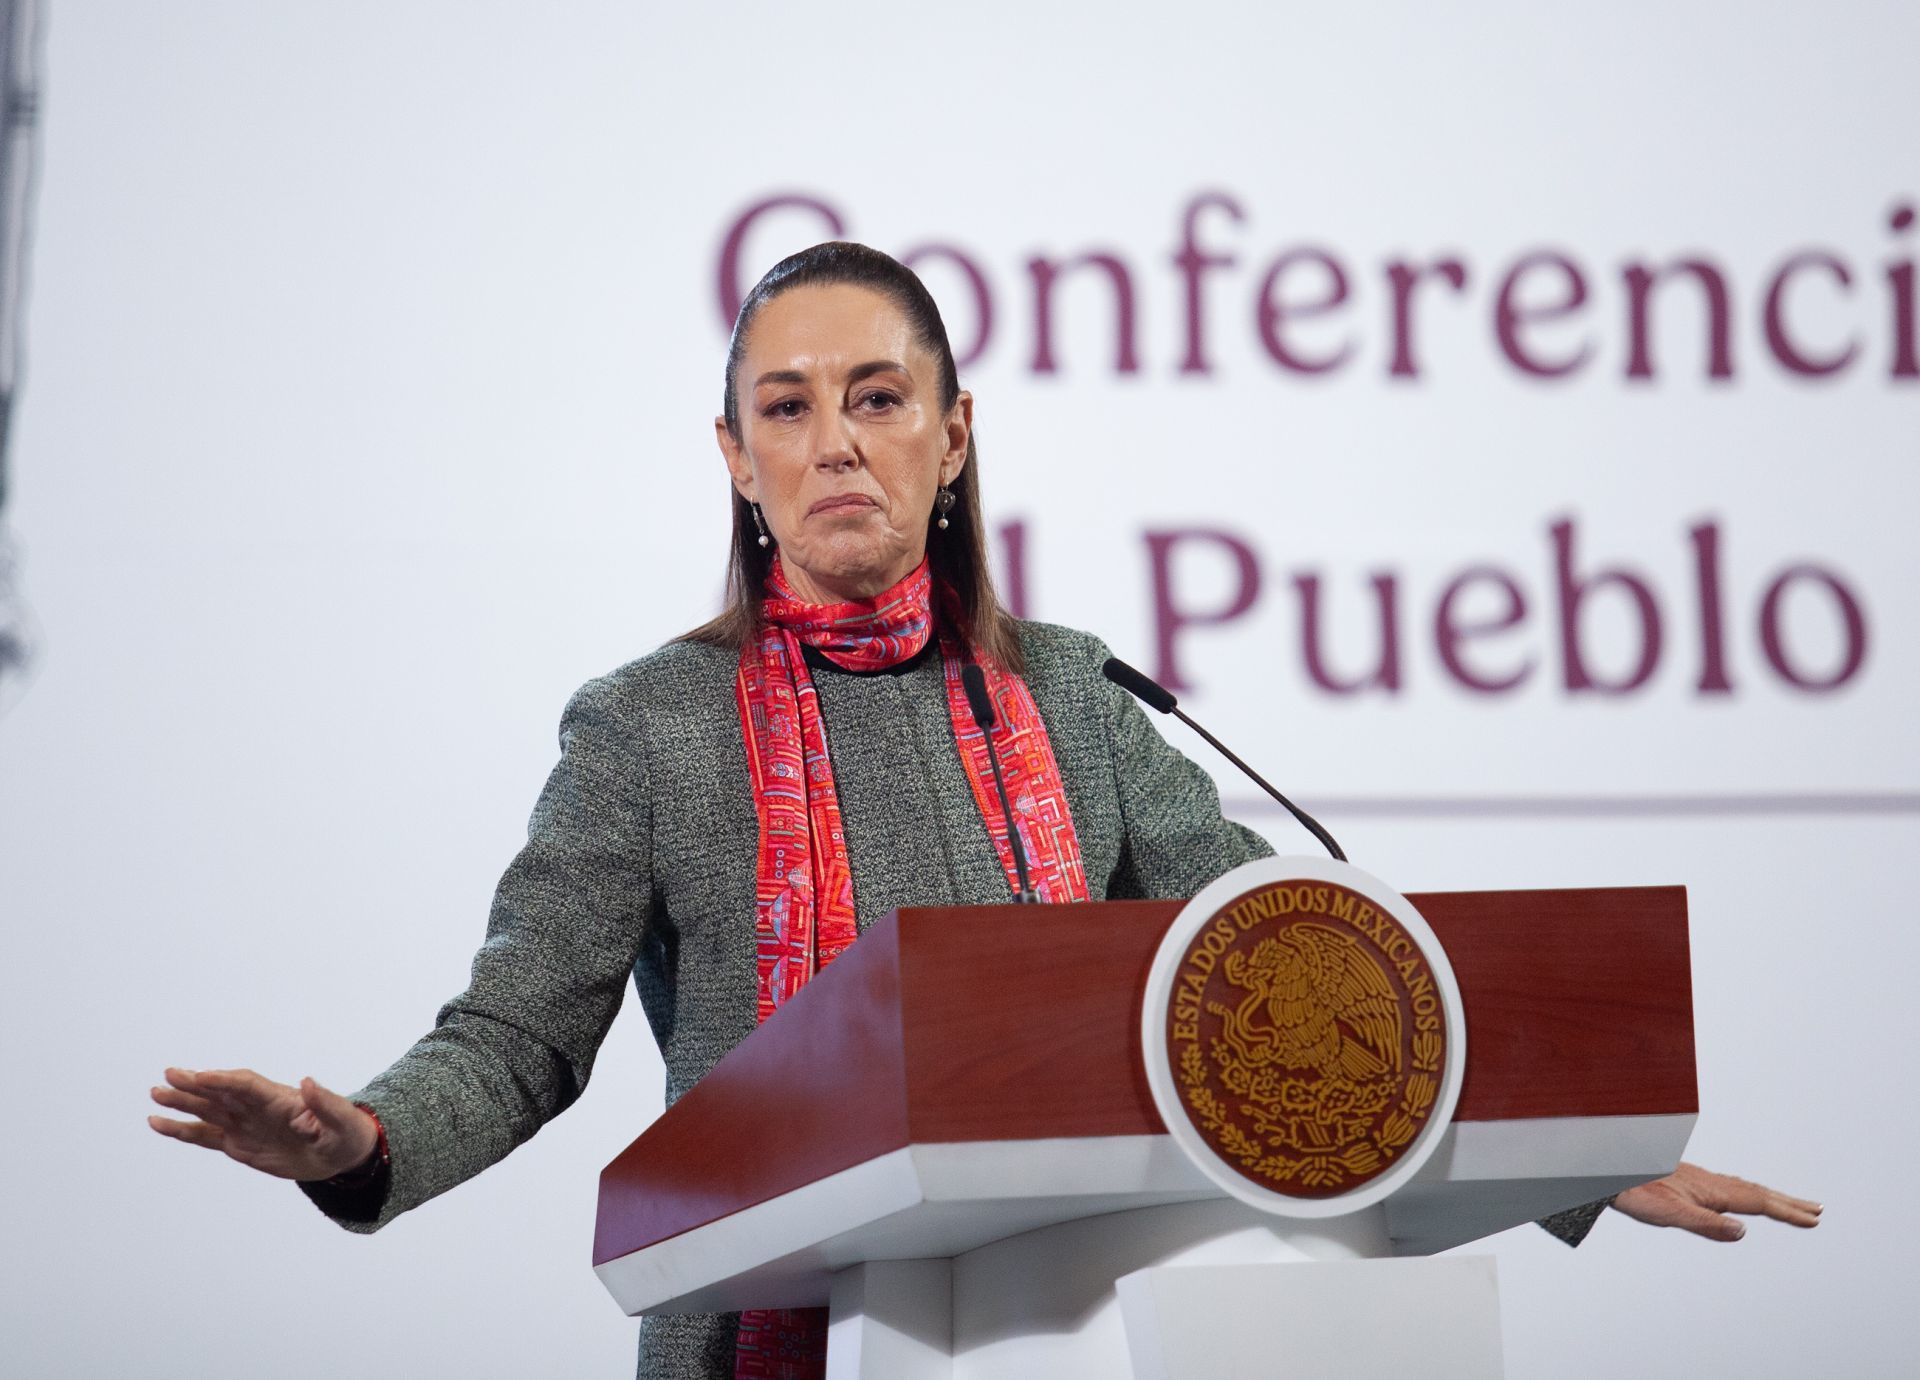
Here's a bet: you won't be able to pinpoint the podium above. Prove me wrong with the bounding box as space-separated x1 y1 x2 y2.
594 880 1695 1378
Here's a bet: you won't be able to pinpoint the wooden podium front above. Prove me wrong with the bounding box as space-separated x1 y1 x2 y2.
595 886 1695 1378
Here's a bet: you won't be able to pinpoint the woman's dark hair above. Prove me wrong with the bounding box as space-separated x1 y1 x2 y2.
682 241 1023 673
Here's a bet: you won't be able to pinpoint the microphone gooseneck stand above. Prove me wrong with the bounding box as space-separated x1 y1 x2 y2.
1101 655 1348 863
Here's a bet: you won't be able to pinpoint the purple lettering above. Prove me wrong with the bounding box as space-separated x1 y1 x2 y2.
1759 566 1868 690
1295 573 1402 693
997 518 1030 619
1029 251 1139 374
1495 251 1592 378
1146 529 1263 692
1386 257 1469 379
1890 202 1918 380
1434 567 1532 693
1174 191 1245 375
1255 247 1353 374
1763 252 1859 376
715 193 847 328
1623 257 1735 381
1552 517 1663 693
902 243 995 369
1689 520 1733 694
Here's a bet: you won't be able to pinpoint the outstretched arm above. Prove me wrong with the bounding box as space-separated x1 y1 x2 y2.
147 672 657 1231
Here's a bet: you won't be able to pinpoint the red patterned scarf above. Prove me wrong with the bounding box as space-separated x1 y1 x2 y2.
731 555 1088 1379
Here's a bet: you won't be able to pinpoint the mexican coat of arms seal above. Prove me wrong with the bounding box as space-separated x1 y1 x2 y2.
1143 857 1466 1216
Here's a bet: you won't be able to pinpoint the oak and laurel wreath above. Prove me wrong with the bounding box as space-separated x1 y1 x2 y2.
1177 1042 1439 1190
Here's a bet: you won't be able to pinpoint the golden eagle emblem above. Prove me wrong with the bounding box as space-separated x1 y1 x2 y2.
1218 925 1402 1087
1168 884 1447 1196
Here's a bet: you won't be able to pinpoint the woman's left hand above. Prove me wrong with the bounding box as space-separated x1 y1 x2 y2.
1611 1162 1822 1241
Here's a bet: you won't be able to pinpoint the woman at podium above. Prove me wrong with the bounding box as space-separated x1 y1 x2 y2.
147 243 1818 1380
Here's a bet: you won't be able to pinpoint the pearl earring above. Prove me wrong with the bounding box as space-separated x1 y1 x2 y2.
934 486 956 531
751 502 771 549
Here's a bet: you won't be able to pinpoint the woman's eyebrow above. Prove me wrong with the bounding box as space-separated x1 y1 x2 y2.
846 359 910 386
753 360 909 391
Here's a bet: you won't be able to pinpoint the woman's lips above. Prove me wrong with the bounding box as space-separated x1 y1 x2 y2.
807 494 879 517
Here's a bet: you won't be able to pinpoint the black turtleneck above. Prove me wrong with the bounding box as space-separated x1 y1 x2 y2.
798 640 939 679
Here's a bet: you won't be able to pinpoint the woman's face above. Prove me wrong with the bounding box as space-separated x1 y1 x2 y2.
716 283 971 604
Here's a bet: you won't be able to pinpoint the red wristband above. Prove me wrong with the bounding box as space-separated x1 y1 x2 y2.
322 1103 389 1188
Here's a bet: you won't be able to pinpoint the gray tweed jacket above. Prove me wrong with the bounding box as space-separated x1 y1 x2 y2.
303 620 1603 1379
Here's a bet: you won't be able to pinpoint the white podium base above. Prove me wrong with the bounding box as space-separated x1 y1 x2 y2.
825 1199 1499 1380
1118 1257 1503 1379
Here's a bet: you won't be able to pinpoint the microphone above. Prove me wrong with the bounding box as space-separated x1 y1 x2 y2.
960 662 1039 903
1101 656 1348 863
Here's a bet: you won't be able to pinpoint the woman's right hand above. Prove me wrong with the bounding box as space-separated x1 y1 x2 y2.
147 1067 378 1182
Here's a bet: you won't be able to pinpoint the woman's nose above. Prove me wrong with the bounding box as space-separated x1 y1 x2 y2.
810 412 859 470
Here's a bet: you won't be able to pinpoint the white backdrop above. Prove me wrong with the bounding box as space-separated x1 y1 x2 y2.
2 3 1914 1376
